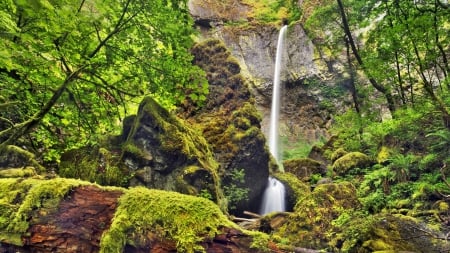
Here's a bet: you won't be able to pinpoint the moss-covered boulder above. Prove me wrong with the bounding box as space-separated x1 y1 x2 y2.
122 96 224 205
332 151 374 175
59 146 128 186
186 39 271 215
274 172 311 210
275 182 360 249
332 214 450 252
59 95 225 210
283 158 325 182
330 147 348 162
0 178 271 252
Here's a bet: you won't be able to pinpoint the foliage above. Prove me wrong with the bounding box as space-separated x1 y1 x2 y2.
100 187 235 253
242 0 301 24
0 0 208 165
281 135 325 160
358 165 393 213
223 168 249 211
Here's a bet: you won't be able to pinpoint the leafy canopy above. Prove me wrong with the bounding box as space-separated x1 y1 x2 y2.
0 0 208 163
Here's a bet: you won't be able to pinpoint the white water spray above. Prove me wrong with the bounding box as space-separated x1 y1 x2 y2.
260 177 286 215
260 26 288 215
268 25 287 169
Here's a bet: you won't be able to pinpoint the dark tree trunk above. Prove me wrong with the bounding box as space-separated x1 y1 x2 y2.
336 0 396 113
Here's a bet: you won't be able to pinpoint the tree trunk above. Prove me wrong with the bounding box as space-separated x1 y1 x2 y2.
336 0 396 113
0 180 268 253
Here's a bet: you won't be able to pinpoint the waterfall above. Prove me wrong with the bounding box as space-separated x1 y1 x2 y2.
260 177 286 215
268 25 287 169
259 25 288 215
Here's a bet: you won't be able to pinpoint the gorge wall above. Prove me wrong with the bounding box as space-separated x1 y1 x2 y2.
189 0 353 152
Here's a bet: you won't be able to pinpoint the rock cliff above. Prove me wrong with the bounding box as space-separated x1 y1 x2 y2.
189 0 353 149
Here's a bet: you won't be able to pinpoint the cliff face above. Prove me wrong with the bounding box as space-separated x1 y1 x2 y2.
188 0 352 147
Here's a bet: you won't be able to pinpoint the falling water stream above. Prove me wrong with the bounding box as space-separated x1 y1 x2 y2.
260 25 288 215
268 25 287 167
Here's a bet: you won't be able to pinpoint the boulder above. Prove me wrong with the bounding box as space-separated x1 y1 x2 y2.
122 96 223 206
332 214 450 252
275 182 360 249
332 151 374 175
283 158 326 181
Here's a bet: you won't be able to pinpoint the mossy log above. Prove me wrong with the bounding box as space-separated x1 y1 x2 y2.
0 178 269 253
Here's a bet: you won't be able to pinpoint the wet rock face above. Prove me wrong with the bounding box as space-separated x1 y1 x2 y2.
214 23 350 144
122 97 218 197
188 0 249 27
187 39 270 215
189 0 353 144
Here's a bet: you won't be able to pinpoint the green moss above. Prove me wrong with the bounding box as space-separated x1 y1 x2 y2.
0 167 36 178
377 146 393 164
275 182 360 249
100 187 236 253
59 147 128 187
0 178 91 245
246 230 271 252
330 148 348 162
121 142 152 161
274 172 310 201
332 152 373 175
241 0 301 24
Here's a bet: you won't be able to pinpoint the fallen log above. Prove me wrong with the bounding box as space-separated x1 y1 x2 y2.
0 178 268 253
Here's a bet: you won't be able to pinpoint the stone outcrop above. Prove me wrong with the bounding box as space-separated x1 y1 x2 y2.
186 39 271 215
121 96 224 204
188 0 354 147
283 158 326 182
274 182 361 249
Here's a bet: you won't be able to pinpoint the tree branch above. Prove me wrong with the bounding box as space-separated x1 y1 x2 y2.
336 0 396 113
88 0 135 59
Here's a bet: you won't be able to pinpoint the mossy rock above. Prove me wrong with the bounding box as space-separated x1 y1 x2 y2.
59 146 128 187
364 214 449 252
330 148 348 163
332 152 374 176
100 187 237 252
0 167 36 178
273 172 310 212
333 214 450 252
275 182 360 249
122 96 225 210
283 158 325 181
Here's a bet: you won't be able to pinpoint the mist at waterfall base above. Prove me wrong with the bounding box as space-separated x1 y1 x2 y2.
260 25 288 215
260 177 286 215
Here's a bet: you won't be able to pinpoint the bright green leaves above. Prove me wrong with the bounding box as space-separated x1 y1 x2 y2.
0 0 208 164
